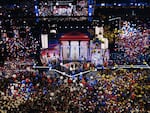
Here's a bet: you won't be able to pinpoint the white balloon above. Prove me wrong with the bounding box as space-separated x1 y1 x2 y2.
12 74 16 78
73 79 76 83
90 76 94 79
79 83 84 87
60 76 63 80
47 75 50 78
50 92 54 97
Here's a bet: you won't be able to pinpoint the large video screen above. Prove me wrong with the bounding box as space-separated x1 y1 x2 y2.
38 0 88 17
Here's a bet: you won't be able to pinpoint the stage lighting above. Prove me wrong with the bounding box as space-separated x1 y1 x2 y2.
60 63 63 66
44 2 47 5
135 3 137 6
56 2 59 6
89 13 92 16
101 3 105 6
89 5 92 8
118 4 121 6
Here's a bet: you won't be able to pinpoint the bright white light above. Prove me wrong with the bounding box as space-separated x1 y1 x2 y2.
130 3 133 5
90 76 94 79
118 4 121 6
45 2 47 5
89 5 92 8
69 3 72 6
138 3 141 6
35 5 38 9
89 13 92 16
56 2 59 5
36 13 38 16
101 3 105 6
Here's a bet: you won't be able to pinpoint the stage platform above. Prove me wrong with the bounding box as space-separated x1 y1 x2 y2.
33 64 150 78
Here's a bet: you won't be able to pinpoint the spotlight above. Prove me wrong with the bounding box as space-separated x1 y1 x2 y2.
101 3 105 6
118 4 121 6
89 13 92 16
89 5 92 8
56 2 59 5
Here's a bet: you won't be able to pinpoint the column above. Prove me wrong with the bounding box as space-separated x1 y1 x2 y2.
87 41 90 61
79 41 81 61
60 44 63 61
89 40 91 61
69 41 71 61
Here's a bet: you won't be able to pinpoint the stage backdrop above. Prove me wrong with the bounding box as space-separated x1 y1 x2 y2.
60 31 90 61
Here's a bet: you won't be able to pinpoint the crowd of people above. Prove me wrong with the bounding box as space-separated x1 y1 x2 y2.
0 17 41 66
38 0 88 17
0 1 150 113
112 20 150 65
0 67 150 112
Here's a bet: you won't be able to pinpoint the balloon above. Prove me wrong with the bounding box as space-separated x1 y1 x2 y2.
21 80 26 84
12 74 17 78
26 78 30 83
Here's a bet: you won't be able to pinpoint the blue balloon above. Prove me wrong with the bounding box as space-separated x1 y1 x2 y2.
21 80 26 84
26 88 31 92
79 75 82 80
29 83 33 87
